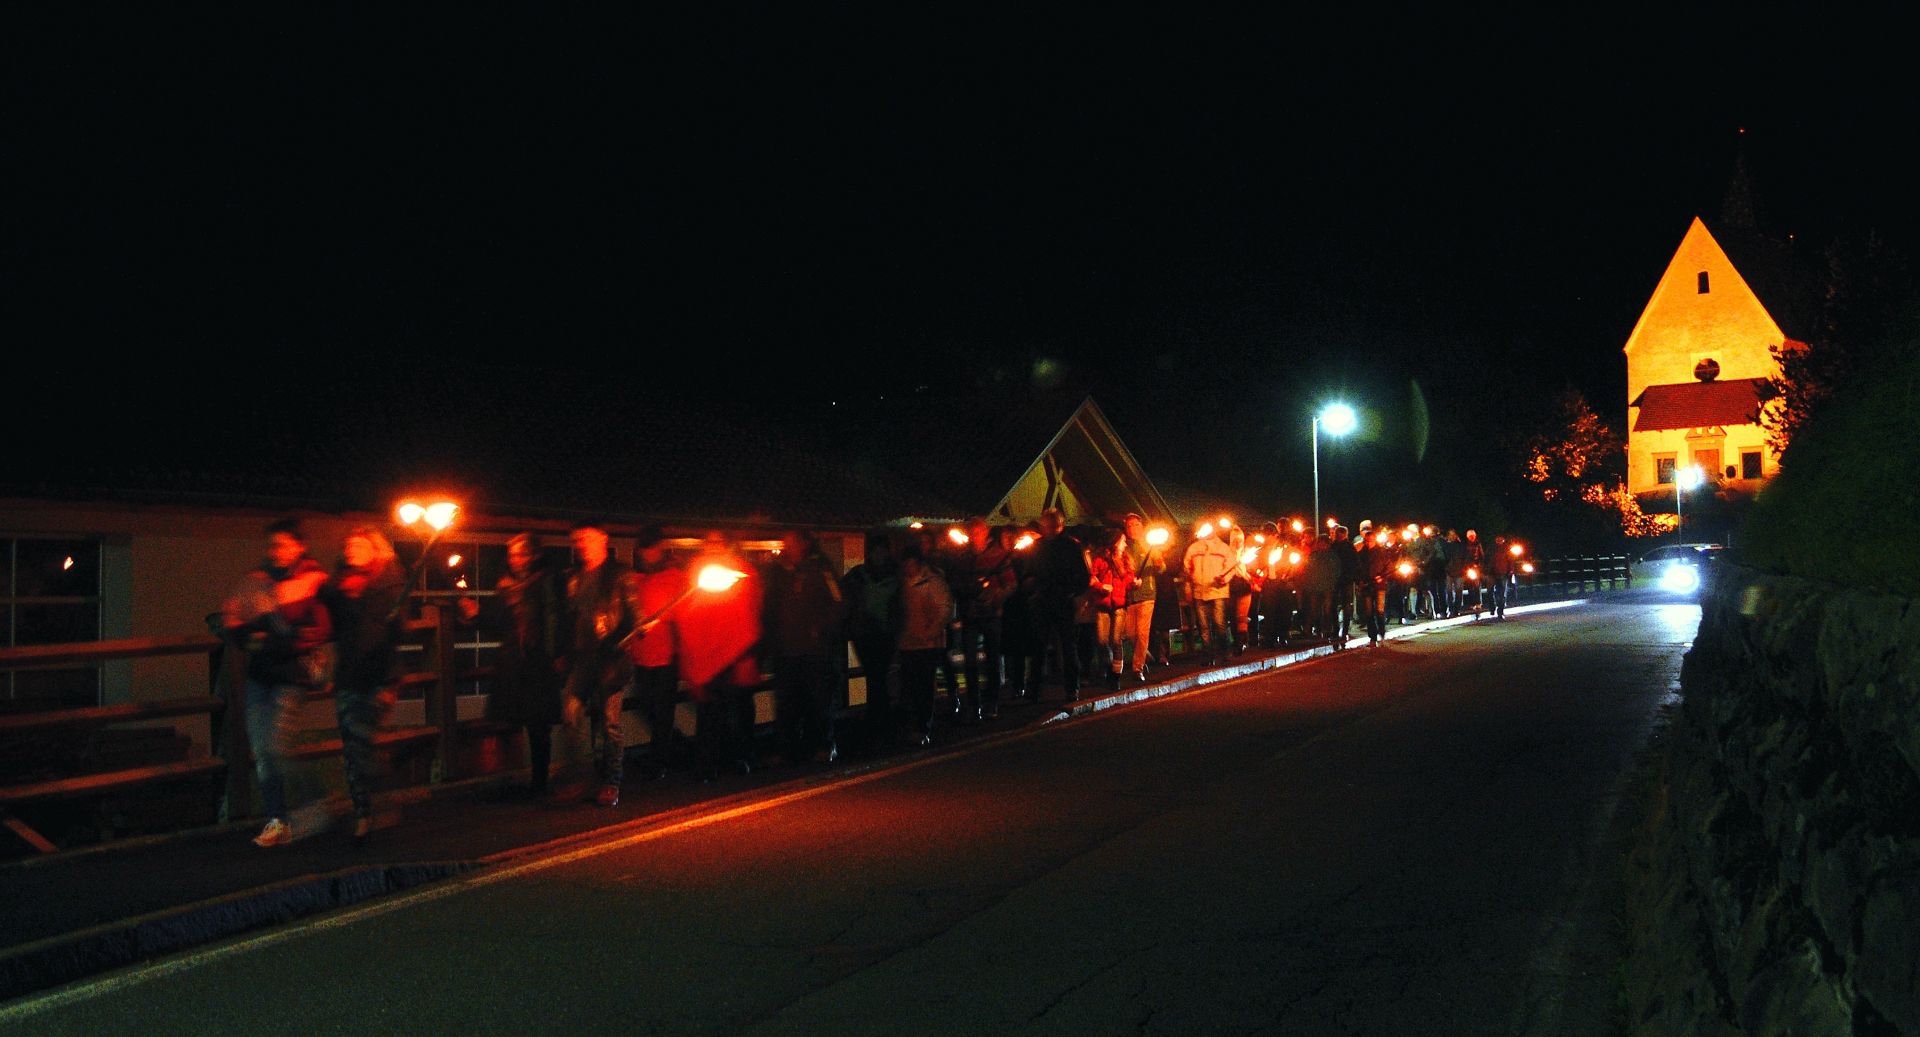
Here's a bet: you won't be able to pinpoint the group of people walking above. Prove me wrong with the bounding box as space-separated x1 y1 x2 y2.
221 509 1525 848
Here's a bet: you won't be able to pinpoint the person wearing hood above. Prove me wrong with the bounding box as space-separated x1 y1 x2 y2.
222 518 333 848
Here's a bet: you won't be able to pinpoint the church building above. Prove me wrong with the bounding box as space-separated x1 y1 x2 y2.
1622 202 1816 503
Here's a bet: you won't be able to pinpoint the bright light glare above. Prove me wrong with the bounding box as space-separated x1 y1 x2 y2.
397 502 426 526
947 528 969 546
696 565 747 592
1291 520 1306 534
446 554 462 568
1318 403 1357 436
1677 465 1707 491
1288 551 1302 566
1239 548 1258 565
1196 522 1215 539
1146 527 1170 546
1510 543 1524 557
1660 563 1700 593
423 502 459 530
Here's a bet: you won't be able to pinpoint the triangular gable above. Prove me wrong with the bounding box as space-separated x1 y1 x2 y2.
1622 217 1787 360
990 398 1177 526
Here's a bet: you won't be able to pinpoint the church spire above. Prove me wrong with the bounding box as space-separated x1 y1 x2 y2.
1719 129 1762 231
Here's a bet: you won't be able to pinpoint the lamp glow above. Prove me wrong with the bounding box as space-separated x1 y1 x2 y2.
1318 403 1357 436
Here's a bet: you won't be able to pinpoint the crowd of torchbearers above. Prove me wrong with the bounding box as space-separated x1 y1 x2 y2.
218 508 1530 848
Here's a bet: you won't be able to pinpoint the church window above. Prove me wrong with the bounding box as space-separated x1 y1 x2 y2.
1654 455 1676 485
1697 271 1710 293
1741 450 1762 480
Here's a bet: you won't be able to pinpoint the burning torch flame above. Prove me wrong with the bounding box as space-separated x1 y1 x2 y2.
1267 547 1284 567
1253 533 1266 545
1145 527 1170 547
1466 566 1480 581
1291 519 1306 534
446 554 462 568
1326 517 1338 529
1509 543 1525 557
397 502 426 526
1239 548 1258 565
948 528 969 546
62 556 74 571
1521 562 1536 574
695 565 747 593
1397 561 1415 578
423 502 458 531
1196 522 1214 539
1375 531 1391 546
1404 523 1420 539
1014 533 1035 551
909 521 924 530
455 576 468 590
1288 551 1302 566
1218 516 1233 529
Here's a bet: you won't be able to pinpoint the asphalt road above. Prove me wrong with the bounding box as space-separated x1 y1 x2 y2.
3 596 1697 1036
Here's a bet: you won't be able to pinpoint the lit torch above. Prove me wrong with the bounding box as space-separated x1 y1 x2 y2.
1196 522 1214 539
1145 527 1170 547
1509 542 1525 558
948 527 969 547
1291 519 1306 535
1014 533 1035 551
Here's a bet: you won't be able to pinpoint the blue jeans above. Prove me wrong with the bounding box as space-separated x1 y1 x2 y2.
244 679 302 820
1192 597 1229 656
334 683 383 814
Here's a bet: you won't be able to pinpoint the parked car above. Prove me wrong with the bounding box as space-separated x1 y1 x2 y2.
1633 543 1724 593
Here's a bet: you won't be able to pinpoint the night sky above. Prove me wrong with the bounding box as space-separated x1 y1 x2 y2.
7 11 1915 521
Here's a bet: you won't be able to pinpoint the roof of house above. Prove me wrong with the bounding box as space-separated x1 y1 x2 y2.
1629 377 1769 432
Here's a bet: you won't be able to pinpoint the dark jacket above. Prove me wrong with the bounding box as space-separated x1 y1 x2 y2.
479 562 566 725
842 557 902 646
947 543 1015 620
321 560 406 690
762 552 847 660
1031 532 1090 612
225 557 333 688
566 559 640 700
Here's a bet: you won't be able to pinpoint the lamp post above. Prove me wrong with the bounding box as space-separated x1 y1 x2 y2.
1675 465 1705 540
1312 403 1357 532
392 499 461 622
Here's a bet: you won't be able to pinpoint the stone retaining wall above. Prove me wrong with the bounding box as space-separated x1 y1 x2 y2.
1625 565 1920 1035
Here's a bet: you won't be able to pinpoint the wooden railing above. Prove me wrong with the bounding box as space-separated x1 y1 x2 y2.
0 636 227 853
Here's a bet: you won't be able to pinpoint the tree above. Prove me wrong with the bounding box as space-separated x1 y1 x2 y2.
1764 233 1918 455
1512 389 1634 549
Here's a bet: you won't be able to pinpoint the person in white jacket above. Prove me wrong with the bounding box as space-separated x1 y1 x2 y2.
1183 523 1237 664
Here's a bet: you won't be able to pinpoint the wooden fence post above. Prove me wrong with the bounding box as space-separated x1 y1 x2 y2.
431 605 460 783
217 637 253 821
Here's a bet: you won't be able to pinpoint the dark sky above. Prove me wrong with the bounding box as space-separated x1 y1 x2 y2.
7 10 1915 519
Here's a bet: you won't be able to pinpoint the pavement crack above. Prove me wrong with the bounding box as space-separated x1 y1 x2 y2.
1025 950 1130 1023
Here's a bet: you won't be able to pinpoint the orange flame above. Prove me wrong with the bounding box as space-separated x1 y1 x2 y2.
695 565 747 592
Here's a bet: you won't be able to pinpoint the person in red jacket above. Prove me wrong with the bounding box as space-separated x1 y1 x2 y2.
627 525 689 779
1087 527 1135 691
222 518 332 848
674 532 763 782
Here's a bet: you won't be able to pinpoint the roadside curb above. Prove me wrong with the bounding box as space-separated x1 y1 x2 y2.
0 861 475 1002
1048 598 1587 722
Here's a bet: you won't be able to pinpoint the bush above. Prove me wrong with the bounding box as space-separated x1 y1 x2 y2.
1736 341 1920 595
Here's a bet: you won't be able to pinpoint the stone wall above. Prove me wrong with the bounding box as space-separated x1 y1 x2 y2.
1625 565 1920 1035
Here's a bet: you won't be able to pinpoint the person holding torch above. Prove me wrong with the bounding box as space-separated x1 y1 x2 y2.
1122 514 1166 683
562 520 640 807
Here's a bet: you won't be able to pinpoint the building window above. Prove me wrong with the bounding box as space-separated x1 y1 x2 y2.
1698 271 1710 293
1742 450 1763 480
1654 455 1676 485
2 537 103 712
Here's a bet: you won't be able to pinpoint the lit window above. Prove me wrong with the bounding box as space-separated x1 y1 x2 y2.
2 537 103 710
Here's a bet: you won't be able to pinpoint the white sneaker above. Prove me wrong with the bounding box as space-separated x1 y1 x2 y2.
253 818 292 847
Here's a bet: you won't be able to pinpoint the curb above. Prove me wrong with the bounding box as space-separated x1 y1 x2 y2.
1047 598 1587 722
0 861 475 1002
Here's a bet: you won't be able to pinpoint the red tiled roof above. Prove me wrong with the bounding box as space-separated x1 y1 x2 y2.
1630 378 1768 432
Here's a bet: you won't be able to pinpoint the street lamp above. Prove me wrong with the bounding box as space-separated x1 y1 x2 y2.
1675 465 1705 540
392 498 461 621
1312 402 1357 532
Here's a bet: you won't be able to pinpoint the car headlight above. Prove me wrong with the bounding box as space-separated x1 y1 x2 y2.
1659 563 1700 593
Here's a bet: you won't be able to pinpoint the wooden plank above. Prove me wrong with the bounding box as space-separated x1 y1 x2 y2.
2 816 60 855
284 726 441 761
0 696 224 736
431 606 460 781
0 635 221 669
0 758 227 806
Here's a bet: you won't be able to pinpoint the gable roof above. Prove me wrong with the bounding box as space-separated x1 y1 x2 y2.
1629 378 1768 432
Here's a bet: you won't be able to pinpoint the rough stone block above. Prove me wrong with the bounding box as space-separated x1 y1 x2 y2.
1855 862 1920 1032
1737 938 1852 1037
